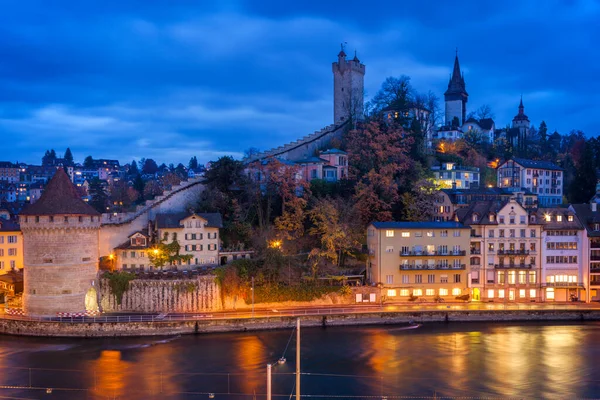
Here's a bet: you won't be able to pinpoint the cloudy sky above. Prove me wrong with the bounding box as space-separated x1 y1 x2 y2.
1 0 598 166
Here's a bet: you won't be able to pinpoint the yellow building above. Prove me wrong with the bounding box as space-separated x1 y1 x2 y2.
0 219 22 274
366 222 471 301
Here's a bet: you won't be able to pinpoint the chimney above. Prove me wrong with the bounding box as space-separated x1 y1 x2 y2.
593 202 598 212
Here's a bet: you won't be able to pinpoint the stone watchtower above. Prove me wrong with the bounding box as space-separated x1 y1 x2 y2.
444 53 468 126
512 96 530 135
19 168 101 316
332 46 365 123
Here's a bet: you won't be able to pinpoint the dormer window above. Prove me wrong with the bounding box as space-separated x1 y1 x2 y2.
472 214 478 222
545 214 551 222
130 236 146 247
489 214 495 222
556 215 563 222
568 215 574 222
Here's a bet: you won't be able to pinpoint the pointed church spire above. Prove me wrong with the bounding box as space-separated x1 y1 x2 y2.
519 95 524 111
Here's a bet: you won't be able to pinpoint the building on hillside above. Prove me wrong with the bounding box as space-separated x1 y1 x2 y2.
569 203 600 302
333 47 365 123
382 103 435 148
497 158 563 206
0 182 17 203
0 219 22 274
0 162 20 183
113 230 152 270
431 162 480 189
432 187 538 222
366 222 471 301
455 198 542 302
318 149 348 182
155 212 223 267
537 208 585 302
506 98 531 150
19 168 101 316
462 117 495 142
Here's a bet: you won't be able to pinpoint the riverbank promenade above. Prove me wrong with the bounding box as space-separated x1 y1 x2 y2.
2 302 600 337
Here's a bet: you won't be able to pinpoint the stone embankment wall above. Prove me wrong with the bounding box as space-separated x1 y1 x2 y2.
99 276 221 313
3 310 600 337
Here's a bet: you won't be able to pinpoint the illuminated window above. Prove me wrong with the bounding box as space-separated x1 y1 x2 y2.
385 246 394 253
427 231 434 237
545 214 551 222
399 289 410 296
386 230 394 237
413 289 423 296
546 288 554 300
530 289 537 298
568 215 574 222
498 289 505 299
508 271 516 284
426 289 435 296
387 289 397 297
488 290 494 298
401 232 410 237
519 289 526 298
439 288 449 296
557 215 563 222
452 288 461 296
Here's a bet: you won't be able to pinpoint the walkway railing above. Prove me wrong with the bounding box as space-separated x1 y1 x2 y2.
0 302 595 324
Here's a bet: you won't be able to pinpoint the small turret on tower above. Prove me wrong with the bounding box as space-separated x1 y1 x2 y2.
332 44 365 124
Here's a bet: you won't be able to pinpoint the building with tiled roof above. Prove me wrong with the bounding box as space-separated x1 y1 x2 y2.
18 168 102 316
497 158 563 206
155 212 222 266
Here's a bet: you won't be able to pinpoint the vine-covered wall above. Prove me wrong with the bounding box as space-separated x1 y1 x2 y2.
99 276 222 313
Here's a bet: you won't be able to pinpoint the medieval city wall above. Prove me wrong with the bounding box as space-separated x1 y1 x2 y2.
98 178 205 257
99 276 222 313
245 121 349 163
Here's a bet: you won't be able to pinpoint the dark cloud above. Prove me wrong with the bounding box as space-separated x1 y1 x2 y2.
0 0 598 165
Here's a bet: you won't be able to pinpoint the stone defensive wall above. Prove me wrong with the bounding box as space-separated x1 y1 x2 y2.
98 177 205 256
2 309 600 337
99 276 221 313
244 120 349 163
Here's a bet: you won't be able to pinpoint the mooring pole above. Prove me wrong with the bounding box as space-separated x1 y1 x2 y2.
267 363 272 400
296 318 300 400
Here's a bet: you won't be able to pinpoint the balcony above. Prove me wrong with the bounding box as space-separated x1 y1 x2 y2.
542 282 584 288
497 249 530 256
591 256 600 261
494 264 534 270
399 264 466 271
399 250 466 257
471 249 481 255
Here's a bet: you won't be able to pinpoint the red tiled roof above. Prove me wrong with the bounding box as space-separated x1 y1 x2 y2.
20 168 100 216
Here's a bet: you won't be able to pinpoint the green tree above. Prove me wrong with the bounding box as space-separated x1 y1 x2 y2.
148 239 193 270
568 141 597 203
88 179 108 213
189 156 198 169
128 159 139 175
203 156 246 192
84 155 94 168
64 148 74 166
141 159 158 175
366 75 413 116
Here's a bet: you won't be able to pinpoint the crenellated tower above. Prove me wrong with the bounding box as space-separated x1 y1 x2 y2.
332 45 365 123
19 168 101 316
444 52 468 126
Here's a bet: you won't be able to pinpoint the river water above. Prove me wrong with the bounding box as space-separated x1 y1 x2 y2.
0 322 598 399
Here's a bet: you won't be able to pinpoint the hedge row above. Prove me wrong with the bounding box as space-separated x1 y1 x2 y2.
249 284 343 304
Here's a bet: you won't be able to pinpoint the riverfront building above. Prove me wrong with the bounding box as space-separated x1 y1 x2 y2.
455 198 542 302
537 208 585 302
569 203 600 302
366 221 471 301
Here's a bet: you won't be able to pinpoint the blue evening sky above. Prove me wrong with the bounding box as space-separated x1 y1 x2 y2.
1 0 598 165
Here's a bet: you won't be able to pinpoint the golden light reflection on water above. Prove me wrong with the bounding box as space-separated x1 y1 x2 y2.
232 334 267 394
89 350 129 399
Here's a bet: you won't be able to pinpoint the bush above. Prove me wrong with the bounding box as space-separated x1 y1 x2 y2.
249 284 342 304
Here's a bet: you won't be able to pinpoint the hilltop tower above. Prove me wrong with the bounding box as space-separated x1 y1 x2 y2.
19 168 101 316
332 45 365 123
512 96 530 134
444 53 468 126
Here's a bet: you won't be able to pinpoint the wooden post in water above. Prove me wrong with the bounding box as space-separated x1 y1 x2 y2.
296 318 300 400
267 363 272 400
